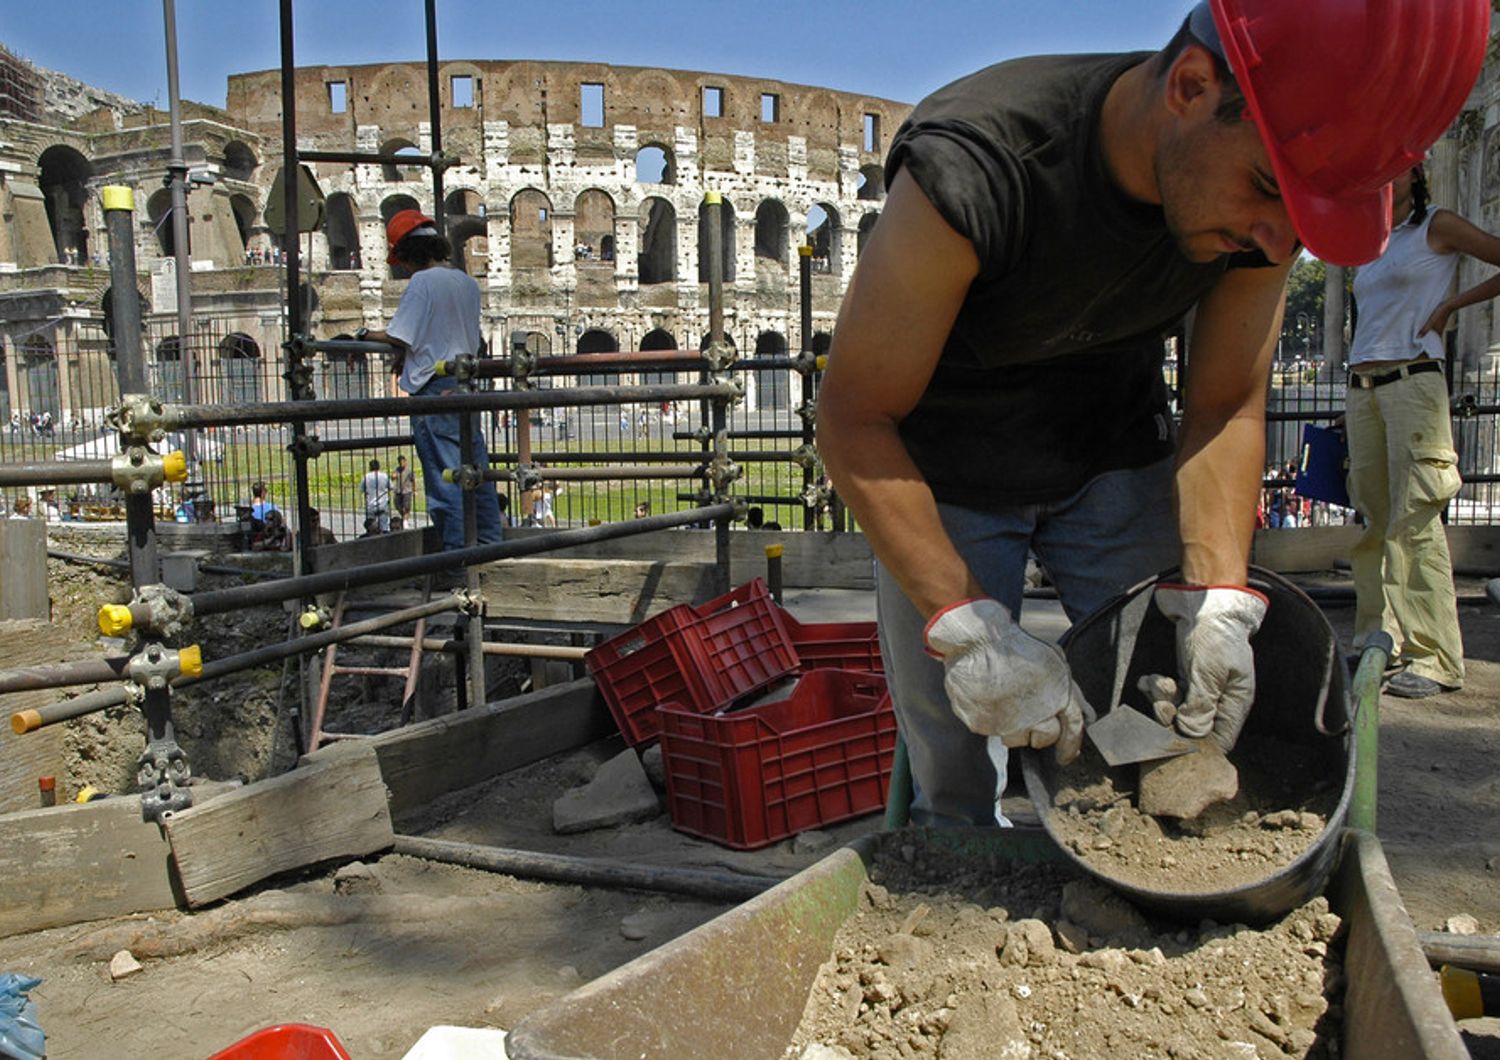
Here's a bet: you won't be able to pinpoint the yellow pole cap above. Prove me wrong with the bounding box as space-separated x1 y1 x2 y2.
765 543 784 559
74 784 102 803
101 186 135 212
442 469 456 483
298 609 322 630
1441 965 1484 1021
815 354 828 371
11 709 41 735
99 604 134 637
704 190 722 205
178 644 203 678
798 244 813 257
434 360 450 376
162 450 189 483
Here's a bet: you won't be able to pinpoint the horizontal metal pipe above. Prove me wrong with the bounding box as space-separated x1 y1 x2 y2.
298 149 452 168
672 429 806 441
349 634 588 660
315 434 415 454
159 382 738 430
0 461 115 487
47 549 284 582
9 595 463 735
303 339 401 355
0 654 130 694
1418 931 1500 974
392 834 781 902
488 449 800 466
483 465 707 482
189 502 734 617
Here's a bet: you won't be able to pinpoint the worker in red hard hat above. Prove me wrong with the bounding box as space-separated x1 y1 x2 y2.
358 208 504 553
817 0 1488 828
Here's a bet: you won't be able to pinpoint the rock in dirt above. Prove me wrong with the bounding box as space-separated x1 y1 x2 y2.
1059 879 1149 943
618 909 681 942
638 743 666 791
552 749 661 834
799 1044 856 1060
1446 913 1480 935
333 861 381 896
938 991 1030 1059
1138 744 1239 819
792 830 836 855
109 949 143 980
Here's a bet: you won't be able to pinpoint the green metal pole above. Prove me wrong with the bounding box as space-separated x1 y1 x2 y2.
1349 633 1394 833
883 734 911 830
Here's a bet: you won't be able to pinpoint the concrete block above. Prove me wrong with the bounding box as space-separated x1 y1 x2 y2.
0 519 47 620
552 748 660 834
160 550 208 592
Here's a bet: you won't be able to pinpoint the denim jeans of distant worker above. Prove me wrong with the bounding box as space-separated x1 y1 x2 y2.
876 457 1180 828
411 377 504 550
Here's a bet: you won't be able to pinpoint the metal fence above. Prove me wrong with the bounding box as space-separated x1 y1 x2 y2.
6 319 1500 535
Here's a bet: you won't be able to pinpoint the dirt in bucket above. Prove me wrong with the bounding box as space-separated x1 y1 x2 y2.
1042 733 1343 894
788 835 1344 1059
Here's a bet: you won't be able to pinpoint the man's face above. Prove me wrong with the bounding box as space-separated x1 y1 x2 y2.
1154 69 1297 265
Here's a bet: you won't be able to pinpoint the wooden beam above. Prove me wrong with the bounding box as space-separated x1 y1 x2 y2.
0 520 48 620
324 677 615 824
162 746 394 908
477 558 717 624
0 780 238 938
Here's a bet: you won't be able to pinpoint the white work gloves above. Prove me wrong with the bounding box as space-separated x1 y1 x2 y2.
924 598 1091 764
1153 585 1268 752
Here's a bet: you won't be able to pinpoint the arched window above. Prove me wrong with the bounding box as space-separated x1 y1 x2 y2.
219 333 263 404
754 199 788 263
323 194 359 270
380 194 421 226
153 335 184 403
807 203 841 276
510 189 553 269
857 164 885 201
380 139 423 183
755 331 789 410
322 351 370 400
576 328 619 387
638 197 676 285
146 188 180 256
446 190 488 277
634 144 675 185
21 336 59 419
229 194 258 257
574 189 616 265
223 141 259 182
38 145 93 264
697 196 736 282
857 212 879 259
639 327 677 386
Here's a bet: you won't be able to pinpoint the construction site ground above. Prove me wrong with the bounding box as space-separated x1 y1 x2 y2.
1 531 1497 1059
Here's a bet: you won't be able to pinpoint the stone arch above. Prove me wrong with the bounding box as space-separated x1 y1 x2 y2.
574 189 615 261
626 70 691 122
380 137 422 183
223 140 259 182
697 196 736 282
698 331 737 353
858 163 885 201
510 189 553 269
146 188 180 256
807 202 841 275
322 350 370 400
754 198 789 262
324 193 359 269
576 327 619 386
635 144 675 185
755 331 789 410
380 193 421 226
857 211 879 259
219 332 263 403
639 326 677 385
229 193 258 253
38 144 93 263
445 189 487 276
637 197 676 285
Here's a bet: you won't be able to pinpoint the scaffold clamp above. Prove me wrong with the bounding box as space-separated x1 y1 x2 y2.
802 481 832 511
109 394 170 445
795 398 817 428
703 338 738 372
138 739 193 822
515 463 542 492
789 443 820 471
111 446 187 494
287 433 324 459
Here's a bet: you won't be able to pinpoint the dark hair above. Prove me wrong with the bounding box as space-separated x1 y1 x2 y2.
393 233 452 268
252 481 267 498
1156 14 1248 125
1410 165 1430 225
369 458 380 471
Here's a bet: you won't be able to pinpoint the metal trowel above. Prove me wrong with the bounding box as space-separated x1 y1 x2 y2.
1086 704 1197 767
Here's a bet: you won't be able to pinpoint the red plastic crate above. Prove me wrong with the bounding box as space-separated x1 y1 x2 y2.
208 1024 352 1060
658 669 897 849
584 578 800 746
778 608 884 675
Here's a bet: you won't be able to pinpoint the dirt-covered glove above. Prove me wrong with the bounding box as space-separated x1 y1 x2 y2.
1153 584 1268 752
923 598 1092 764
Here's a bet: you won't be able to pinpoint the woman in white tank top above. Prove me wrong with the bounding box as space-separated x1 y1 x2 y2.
1345 165 1500 697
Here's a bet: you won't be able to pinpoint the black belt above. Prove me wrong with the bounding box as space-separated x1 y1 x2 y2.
1349 360 1442 389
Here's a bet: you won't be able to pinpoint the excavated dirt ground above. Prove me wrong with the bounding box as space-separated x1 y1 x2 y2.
0 530 1496 1058
789 835 1345 1059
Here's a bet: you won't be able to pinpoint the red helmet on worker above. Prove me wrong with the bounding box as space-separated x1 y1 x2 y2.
385 208 438 266
1198 0 1489 266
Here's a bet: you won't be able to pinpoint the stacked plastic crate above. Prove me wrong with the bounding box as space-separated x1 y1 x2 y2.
584 578 896 849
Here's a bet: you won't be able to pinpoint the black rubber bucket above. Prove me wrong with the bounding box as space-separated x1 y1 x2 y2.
1021 565 1354 925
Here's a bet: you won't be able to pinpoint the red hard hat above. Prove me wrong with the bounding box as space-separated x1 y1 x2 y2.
1205 0 1489 266
385 208 437 266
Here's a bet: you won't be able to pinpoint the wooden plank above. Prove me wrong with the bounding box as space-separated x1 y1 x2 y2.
328 676 614 824
0 520 48 620
162 746 394 907
0 780 238 938
477 557 717 623
1250 525 1500 576
0 619 98 813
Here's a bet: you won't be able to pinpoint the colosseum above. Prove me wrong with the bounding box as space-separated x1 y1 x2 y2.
0 48 911 421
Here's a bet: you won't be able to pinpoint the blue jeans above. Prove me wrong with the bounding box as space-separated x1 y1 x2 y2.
876 457 1180 826
411 378 504 550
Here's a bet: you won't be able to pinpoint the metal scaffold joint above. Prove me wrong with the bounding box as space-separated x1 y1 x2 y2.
789 443 819 471
515 463 542 492
111 447 187 494
442 464 483 490
703 339 738 372
100 583 195 640
796 398 817 428
138 738 193 822
802 480 832 512
126 642 202 691
792 350 822 376
708 454 741 494
287 434 324 459
711 374 746 406
108 394 171 446
509 345 537 389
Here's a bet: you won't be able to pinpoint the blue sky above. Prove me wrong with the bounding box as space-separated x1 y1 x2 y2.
4 1 1194 110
